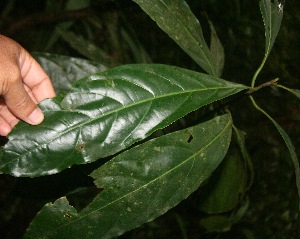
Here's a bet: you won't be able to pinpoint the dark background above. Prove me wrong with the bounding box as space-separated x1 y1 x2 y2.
0 0 300 238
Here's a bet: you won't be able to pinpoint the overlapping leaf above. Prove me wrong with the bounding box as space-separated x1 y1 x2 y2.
0 64 246 177
132 0 220 76
34 53 107 94
24 114 232 239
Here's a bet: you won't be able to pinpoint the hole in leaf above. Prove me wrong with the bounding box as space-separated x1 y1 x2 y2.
187 135 194 143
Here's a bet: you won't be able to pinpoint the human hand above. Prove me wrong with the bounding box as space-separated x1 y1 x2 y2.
0 34 56 136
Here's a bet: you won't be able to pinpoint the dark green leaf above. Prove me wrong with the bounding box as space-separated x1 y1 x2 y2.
24 114 232 239
208 19 224 77
199 198 249 233
252 0 284 87
0 64 246 177
58 29 116 66
132 0 218 76
34 53 107 94
199 149 247 214
233 126 254 190
260 0 284 58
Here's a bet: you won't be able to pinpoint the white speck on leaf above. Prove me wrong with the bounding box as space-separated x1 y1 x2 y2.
278 2 284 12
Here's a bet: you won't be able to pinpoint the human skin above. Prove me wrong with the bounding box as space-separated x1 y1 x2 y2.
0 34 56 136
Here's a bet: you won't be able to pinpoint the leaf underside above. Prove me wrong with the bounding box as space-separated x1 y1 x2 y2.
0 64 246 177
33 53 107 94
24 114 232 239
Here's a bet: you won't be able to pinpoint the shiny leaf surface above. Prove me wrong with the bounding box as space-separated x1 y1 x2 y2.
24 114 232 239
132 0 219 76
0 64 246 177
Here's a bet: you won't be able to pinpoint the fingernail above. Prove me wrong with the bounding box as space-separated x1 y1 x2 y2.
27 108 44 125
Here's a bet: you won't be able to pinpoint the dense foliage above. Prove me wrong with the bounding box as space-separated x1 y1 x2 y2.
0 0 299 238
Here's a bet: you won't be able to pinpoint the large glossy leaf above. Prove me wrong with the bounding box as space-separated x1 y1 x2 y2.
132 0 219 76
24 114 232 239
0 64 246 177
34 53 107 94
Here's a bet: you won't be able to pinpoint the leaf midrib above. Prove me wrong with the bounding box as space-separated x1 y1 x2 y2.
159 0 216 76
6 86 241 167
43 116 231 236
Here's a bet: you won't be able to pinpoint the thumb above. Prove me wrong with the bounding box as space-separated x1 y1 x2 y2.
4 79 44 125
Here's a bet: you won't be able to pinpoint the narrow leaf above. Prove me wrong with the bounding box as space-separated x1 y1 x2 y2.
233 125 254 190
276 84 300 100
0 64 246 177
260 0 284 58
252 0 284 87
289 89 300 99
208 20 225 77
58 29 116 66
250 96 300 216
132 0 218 76
34 53 107 94
24 114 233 239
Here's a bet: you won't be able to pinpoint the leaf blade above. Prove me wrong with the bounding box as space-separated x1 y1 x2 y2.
24 114 233 239
132 0 218 76
0 64 246 177
34 53 107 94
260 0 284 58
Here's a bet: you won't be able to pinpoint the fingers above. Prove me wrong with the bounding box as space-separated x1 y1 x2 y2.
0 35 56 136
0 102 18 136
3 73 44 125
20 49 56 101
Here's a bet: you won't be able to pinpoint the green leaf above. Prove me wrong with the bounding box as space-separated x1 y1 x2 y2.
34 53 107 94
132 0 218 76
260 0 284 58
199 149 247 214
199 197 249 233
276 85 300 100
252 0 284 87
233 126 254 190
58 29 116 66
289 89 300 99
24 114 233 239
0 64 246 177
250 96 300 215
208 19 224 77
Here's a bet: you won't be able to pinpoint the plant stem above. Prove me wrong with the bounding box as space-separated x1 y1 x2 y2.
251 53 269 88
247 78 279 94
